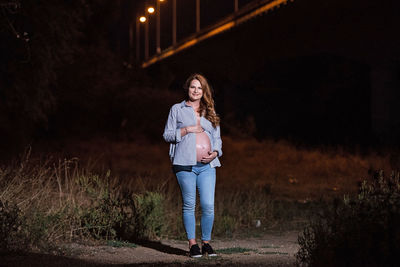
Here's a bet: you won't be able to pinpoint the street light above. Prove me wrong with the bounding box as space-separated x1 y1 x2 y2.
144 16 149 60
136 16 147 64
135 0 235 63
147 7 155 14
145 1 164 55
134 2 159 65
143 5 156 61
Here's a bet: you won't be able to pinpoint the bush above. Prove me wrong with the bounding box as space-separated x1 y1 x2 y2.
0 201 28 251
296 170 400 267
119 192 165 241
212 188 273 237
75 172 124 240
0 153 167 252
213 214 237 237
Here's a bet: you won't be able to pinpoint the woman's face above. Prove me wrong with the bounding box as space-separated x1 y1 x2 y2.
188 79 203 102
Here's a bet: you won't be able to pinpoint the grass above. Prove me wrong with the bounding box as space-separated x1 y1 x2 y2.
296 170 400 266
0 137 394 252
39 136 392 237
0 149 165 251
215 247 255 254
106 240 137 248
47 136 392 200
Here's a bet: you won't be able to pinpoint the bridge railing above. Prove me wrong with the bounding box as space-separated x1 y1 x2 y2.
141 0 295 68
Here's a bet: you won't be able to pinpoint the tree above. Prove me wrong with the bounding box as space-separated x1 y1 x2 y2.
0 0 86 152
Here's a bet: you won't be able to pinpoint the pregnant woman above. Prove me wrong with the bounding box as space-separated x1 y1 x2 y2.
163 73 222 258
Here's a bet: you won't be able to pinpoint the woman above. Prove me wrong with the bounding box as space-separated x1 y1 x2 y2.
163 73 222 258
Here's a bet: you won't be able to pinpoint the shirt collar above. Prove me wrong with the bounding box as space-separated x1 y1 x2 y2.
180 100 190 108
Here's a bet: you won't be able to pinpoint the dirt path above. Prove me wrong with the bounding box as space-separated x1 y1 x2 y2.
1 231 299 266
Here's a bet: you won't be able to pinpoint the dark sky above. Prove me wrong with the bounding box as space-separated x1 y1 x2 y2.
121 0 256 59
122 0 400 145
2 0 398 154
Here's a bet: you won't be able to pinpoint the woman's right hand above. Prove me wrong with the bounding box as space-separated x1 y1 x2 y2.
185 125 204 133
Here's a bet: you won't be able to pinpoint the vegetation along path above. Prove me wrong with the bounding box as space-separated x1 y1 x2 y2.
1 231 299 266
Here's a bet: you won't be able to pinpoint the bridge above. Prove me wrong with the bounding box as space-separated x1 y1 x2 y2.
130 0 399 142
134 0 295 68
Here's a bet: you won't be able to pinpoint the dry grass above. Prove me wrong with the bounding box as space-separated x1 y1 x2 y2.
0 148 123 249
219 137 391 200
47 136 392 235
0 137 393 250
53 136 392 201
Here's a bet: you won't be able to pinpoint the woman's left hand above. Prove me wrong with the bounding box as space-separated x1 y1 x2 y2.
201 151 218 163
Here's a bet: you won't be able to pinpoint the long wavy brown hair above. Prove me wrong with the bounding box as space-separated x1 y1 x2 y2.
184 73 220 127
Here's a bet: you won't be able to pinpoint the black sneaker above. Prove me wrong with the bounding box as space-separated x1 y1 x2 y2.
189 244 202 258
202 243 217 257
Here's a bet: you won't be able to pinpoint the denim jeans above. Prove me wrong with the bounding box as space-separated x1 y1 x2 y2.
176 162 216 241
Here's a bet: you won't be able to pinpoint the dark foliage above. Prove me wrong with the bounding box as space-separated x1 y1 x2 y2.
0 0 86 152
0 0 145 156
296 170 400 267
0 200 28 251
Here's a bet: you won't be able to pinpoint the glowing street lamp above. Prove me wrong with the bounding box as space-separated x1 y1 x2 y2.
143 5 157 60
136 16 146 64
147 7 155 14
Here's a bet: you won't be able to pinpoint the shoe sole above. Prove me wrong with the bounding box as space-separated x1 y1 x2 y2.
203 253 218 257
190 255 202 258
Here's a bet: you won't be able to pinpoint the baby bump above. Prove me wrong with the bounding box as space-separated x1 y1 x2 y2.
196 132 211 162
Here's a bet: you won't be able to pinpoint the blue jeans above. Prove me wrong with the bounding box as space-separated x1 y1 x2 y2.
176 162 216 241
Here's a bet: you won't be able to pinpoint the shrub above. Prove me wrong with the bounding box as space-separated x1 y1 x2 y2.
213 188 273 237
213 214 237 237
0 152 166 252
131 192 165 240
296 170 400 267
75 172 124 240
0 201 28 251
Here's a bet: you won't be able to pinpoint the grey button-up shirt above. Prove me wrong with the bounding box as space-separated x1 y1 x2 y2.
163 100 222 168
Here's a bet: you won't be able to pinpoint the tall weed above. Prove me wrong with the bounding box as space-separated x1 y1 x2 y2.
296 170 400 267
0 201 27 251
132 192 165 240
0 150 165 251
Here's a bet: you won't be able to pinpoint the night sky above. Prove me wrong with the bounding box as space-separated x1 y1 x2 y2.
1 0 399 154
128 0 400 146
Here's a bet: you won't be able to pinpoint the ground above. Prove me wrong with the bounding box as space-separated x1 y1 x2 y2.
0 231 299 266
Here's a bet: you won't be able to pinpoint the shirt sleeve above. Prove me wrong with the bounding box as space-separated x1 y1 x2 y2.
163 105 182 143
212 125 223 157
